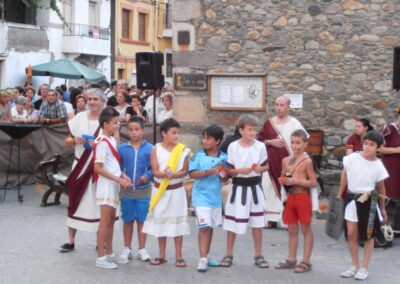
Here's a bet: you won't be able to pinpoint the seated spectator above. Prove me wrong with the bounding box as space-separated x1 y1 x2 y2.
61 84 70 103
0 89 12 122
144 89 164 123
69 87 83 109
11 96 29 123
114 91 129 122
125 95 148 122
33 84 49 109
25 86 36 102
106 80 117 99
74 95 87 114
56 87 74 120
107 79 127 107
156 93 173 124
14 86 25 97
37 89 67 124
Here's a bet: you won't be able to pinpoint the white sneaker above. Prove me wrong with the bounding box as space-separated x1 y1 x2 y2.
137 248 151 262
354 268 369 280
197 257 208 272
340 266 358 278
96 256 118 269
118 247 132 264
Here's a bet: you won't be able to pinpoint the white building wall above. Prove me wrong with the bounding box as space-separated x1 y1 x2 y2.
1 50 51 88
0 0 111 88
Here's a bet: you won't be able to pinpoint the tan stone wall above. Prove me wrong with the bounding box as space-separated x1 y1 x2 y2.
172 0 400 191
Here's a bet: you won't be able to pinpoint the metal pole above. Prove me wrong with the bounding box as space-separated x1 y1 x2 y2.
153 89 156 144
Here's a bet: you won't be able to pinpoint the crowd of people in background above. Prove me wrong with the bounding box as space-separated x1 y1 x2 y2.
0 79 175 125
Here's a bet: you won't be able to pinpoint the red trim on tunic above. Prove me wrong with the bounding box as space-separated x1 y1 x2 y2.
257 119 290 199
225 212 265 223
66 126 101 218
93 136 122 182
69 215 119 223
382 123 400 200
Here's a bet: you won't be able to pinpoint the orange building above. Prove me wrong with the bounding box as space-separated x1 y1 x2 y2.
113 0 172 85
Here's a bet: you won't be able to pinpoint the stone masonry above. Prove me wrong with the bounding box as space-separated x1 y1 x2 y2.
171 0 400 193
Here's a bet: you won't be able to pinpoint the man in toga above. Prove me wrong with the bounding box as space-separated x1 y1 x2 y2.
258 96 307 227
59 88 107 252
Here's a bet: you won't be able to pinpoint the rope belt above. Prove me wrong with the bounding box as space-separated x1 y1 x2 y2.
231 176 261 206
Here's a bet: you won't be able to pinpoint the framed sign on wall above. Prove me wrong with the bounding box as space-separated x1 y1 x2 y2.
207 73 267 111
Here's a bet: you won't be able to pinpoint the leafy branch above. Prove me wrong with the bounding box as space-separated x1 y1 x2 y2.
22 0 66 23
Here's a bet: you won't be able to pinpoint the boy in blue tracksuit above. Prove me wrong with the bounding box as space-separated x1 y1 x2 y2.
117 116 153 264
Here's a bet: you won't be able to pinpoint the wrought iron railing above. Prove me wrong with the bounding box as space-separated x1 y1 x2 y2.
63 23 110 40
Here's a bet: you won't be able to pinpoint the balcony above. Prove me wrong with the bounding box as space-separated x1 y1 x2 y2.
62 23 111 57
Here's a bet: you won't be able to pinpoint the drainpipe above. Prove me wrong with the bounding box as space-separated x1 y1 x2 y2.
110 0 115 80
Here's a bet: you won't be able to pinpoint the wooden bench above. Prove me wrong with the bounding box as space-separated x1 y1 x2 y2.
38 154 68 207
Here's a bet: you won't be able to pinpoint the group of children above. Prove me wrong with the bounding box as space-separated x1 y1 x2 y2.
93 106 388 281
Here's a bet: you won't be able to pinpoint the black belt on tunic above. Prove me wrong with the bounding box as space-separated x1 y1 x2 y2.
231 176 262 206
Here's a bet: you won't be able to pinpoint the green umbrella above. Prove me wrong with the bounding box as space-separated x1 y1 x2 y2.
27 59 105 82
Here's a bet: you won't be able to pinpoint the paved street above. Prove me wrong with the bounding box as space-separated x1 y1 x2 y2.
0 185 399 284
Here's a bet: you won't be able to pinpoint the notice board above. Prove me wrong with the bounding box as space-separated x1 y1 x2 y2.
207 73 266 111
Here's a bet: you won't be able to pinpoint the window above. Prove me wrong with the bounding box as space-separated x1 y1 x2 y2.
164 3 172 29
118 68 126 80
89 1 97 26
121 9 130 39
138 13 147 42
4 0 36 25
166 53 172 78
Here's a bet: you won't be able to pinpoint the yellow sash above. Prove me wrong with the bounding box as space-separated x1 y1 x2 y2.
149 143 186 211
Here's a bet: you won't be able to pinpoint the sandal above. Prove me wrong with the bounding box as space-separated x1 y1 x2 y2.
150 257 167 265
275 259 297 269
294 261 312 273
220 256 233 267
254 256 269 268
175 258 187 267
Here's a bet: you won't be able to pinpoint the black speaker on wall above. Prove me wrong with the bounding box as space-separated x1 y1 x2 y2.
136 52 164 90
393 46 400 91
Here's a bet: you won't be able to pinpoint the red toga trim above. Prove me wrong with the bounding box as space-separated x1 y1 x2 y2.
257 119 290 200
66 126 101 218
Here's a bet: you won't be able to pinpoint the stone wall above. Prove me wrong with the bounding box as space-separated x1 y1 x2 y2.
171 0 400 193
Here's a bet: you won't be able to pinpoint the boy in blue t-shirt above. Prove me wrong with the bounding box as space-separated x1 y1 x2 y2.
189 125 227 272
117 116 153 264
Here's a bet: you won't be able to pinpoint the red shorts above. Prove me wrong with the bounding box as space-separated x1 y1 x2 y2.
282 192 312 225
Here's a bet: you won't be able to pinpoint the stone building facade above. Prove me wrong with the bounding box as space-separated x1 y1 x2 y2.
171 0 400 193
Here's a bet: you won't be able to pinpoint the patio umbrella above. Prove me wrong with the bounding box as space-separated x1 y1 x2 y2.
26 59 105 82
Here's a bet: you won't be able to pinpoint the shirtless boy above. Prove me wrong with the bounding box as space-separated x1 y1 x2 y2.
275 129 317 273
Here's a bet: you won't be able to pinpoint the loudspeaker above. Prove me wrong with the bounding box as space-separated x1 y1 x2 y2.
136 52 164 90
393 46 400 91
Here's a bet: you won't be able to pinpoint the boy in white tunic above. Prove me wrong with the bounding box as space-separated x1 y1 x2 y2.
143 118 191 267
221 114 269 268
337 130 388 280
94 106 131 269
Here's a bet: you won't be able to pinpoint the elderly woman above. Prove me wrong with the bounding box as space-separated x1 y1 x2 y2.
0 89 13 122
60 88 107 253
156 93 173 124
346 118 373 155
114 90 129 122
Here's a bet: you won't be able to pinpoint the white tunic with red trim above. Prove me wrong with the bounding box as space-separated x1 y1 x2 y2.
66 111 101 232
94 135 121 209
